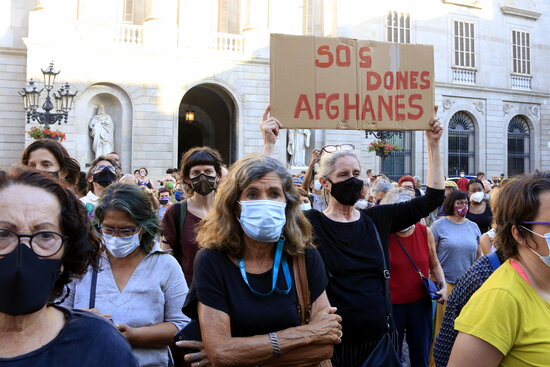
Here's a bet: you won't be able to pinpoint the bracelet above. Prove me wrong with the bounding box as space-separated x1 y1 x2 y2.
268 332 281 358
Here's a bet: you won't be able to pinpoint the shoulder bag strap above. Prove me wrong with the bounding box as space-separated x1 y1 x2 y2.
393 234 425 278
293 253 311 324
89 268 98 309
172 200 187 263
372 224 392 332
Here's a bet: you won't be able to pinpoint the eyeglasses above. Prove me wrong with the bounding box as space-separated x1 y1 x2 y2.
99 226 140 238
455 200 469 205
0 229 67 257
93 165 116 173
321 144 355 154
522 221 550 226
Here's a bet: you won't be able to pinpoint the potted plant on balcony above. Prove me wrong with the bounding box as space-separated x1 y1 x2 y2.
27 126 66 142
367 140 402 158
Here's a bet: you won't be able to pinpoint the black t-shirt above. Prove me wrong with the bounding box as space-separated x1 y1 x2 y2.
466 204 492 234
0 306 138 367
183 247 327 337
306 187 444 343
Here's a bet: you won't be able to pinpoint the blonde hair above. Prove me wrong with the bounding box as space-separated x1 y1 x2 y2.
196 154 313 257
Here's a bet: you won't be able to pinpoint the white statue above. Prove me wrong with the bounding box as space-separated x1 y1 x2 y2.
89 104 114 158
287 129 311 166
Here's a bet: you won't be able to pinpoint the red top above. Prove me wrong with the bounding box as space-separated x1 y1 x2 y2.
457 177 469 192
389 223 431 304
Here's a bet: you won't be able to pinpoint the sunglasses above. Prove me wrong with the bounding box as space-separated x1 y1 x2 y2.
321 144 355 154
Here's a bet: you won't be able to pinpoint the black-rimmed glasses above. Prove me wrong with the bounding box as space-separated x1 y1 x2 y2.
321 144 355 154
0 229 67 257
99 226 140 238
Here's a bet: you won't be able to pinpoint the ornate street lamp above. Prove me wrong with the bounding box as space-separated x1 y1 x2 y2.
18 62 78 129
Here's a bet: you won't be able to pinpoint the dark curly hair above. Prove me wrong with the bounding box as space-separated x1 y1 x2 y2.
20 139 81 186
0 168 101 301
466 178 484 192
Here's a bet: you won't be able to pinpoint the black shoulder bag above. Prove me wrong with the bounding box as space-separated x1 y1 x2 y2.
359 226 401 367
393 234 442 300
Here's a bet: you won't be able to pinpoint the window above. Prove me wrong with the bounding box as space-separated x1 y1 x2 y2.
123 0 134 23
512 30 531 75
387 11 410 44
453 20 475 68
382 132 412 181
507 116 530 176
448 112 475 176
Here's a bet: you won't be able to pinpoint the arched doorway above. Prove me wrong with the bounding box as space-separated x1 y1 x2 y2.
178 84 237 165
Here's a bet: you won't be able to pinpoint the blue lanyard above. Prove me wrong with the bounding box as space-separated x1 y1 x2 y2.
238 238 292 297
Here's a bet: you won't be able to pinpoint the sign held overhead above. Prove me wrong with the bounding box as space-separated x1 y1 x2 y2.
270 34 435 130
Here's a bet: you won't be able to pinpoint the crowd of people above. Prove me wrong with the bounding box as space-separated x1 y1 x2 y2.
1 105 548 367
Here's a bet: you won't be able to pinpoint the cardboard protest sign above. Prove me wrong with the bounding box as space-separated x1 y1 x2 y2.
270 34 435 130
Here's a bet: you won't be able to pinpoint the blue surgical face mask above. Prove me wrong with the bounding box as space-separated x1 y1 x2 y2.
300 203 312 211
521 226 550 267
103 232 141 258
238 200 286 242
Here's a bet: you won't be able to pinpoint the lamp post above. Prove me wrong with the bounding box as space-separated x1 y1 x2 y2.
18 62 78 129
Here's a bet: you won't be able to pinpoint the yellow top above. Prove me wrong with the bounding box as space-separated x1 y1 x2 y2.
455 260 550 367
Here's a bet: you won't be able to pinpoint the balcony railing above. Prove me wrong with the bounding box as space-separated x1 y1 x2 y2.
179 31 245 53
452 67 476 85
511 75 532 90
75 22 144 46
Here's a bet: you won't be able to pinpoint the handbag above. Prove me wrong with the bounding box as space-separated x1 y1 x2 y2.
293 253 332 367
358 226 401 367
393 234 441 300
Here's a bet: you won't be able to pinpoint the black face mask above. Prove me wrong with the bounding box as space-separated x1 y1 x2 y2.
190 174 217 196
159 198 170 205
0 244 62 316
328 177 364 206
92 167 117 188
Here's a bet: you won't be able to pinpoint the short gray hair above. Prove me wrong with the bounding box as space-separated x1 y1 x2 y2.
317 150 361 180
371 179 393 194
381 187 415 205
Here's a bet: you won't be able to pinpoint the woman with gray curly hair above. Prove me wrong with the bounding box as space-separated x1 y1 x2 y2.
371 178 394 205
381 187 447 367
61 183 188 367
182 154 342 367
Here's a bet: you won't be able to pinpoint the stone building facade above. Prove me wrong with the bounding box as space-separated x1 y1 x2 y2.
1 0 549 181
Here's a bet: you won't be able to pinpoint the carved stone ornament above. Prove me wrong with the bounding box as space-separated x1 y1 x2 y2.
530 105 540 119
442 99 454 111
473 101 484 114
503 103 511 114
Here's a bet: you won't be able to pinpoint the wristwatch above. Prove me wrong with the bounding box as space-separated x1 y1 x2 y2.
439 280 447 288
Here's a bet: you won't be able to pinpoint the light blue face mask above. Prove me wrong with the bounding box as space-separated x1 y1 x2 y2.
238 200 287 242
300 203 312 211
313 180 322 191
521 224 550 267
103 231 141 258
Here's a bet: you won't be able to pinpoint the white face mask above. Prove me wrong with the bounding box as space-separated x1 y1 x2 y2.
313 180 322 191
300 203 312 211
103 232 141 258
238 200 287 242
470 191 485 203
521 226 550 267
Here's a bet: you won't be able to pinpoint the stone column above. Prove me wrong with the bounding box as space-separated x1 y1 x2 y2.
144 0 177 48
